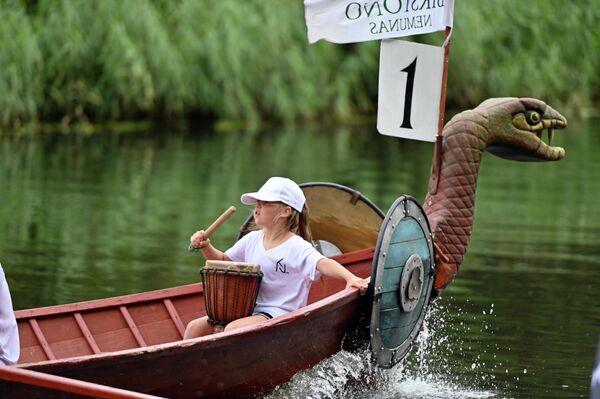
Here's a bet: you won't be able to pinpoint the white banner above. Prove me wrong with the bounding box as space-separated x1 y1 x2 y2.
377 39 444 142
304 0 453 44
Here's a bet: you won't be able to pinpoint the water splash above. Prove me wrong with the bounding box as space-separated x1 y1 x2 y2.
389 299 500 399
260 298 508 399
260 350 378 399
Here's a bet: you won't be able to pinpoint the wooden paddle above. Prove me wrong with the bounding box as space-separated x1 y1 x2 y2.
188 206 237 252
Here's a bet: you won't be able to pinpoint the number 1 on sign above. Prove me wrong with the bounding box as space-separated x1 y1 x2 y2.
400 57 416 129
378 39 443 142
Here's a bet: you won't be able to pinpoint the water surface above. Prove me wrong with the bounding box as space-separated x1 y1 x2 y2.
0 119 597 398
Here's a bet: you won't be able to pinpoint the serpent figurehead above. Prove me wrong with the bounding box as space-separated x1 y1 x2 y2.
423 97 568 295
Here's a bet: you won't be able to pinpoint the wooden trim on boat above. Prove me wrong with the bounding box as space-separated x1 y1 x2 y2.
163 299 185 338
0 366 165 399
119 306 147 347
332 247 374 265
74 312 102 354
28 319 56 360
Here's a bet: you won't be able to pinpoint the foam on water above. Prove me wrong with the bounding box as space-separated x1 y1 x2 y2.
260 299 509 399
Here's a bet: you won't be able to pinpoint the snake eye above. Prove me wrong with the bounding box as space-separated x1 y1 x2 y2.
526 110 541 125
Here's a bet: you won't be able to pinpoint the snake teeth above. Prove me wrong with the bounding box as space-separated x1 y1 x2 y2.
535 124 556 146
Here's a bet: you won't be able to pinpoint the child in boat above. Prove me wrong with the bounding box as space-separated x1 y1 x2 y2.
184 176 368 339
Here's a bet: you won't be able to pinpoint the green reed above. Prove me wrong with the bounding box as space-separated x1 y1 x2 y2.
0 0 598 132
448 0 600 117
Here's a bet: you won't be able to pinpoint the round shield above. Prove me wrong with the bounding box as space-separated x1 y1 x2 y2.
369 195 435 368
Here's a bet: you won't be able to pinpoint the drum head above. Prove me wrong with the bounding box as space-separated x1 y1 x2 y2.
369 195 435 368
204 260 261 273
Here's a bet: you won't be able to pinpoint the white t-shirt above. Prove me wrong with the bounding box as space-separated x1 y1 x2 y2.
0 263 19 365
226 230 325 318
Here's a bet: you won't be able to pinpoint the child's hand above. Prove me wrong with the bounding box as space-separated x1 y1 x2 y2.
346 276 368 295
190 230 210 250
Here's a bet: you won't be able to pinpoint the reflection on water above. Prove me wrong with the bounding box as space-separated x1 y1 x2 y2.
0 118 598 398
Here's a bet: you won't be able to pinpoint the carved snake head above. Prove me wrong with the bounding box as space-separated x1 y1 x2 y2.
478 97 567 161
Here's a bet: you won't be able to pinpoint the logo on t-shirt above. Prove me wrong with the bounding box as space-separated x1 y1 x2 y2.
275 258 289 274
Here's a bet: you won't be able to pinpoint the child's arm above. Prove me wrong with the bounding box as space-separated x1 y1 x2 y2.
316 258 368 294
190 230 230 261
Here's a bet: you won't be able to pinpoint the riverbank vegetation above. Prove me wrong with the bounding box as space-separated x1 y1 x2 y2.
1 0 598 133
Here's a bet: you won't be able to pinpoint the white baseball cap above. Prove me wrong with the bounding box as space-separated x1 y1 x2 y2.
241 177 305 212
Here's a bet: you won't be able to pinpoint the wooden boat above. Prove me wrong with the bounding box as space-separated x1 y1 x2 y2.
9 252 372 398
4 183 402 398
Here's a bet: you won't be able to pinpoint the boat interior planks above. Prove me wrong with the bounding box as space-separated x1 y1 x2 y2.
16 284 206 365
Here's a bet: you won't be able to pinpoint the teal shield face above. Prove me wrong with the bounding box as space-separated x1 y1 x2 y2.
369 195 435 368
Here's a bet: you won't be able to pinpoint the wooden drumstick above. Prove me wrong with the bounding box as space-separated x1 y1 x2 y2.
188 206 237 252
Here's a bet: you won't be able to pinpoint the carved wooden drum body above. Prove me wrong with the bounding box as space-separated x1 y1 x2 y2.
202 261 263 326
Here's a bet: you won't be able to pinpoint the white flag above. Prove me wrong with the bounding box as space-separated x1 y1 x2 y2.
304 0 453 44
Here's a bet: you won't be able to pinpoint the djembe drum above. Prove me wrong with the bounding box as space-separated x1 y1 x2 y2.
201 260 263 326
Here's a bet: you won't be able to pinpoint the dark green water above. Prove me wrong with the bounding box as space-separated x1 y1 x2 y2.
0 119 598 398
